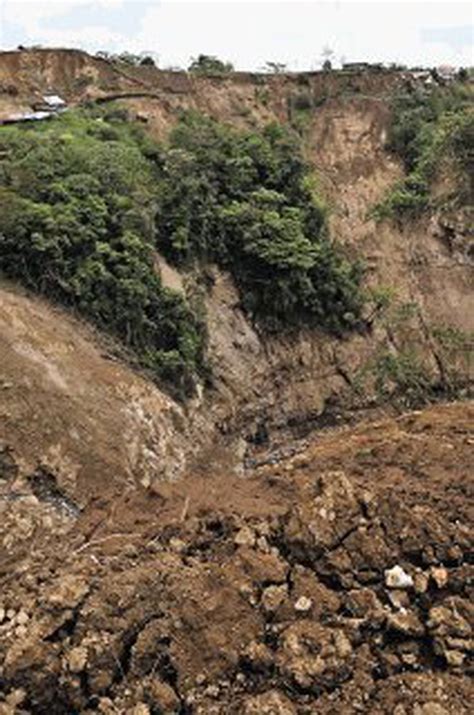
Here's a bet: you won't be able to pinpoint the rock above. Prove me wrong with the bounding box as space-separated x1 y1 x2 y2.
235 526 256 548
284 471 361 556
127 705 150 715
145 679 180 712
384 565 414 589
236 547 288 584
242 641 274 670
98 698 115 714
242 689 297 714
0 607 5 623
387 589 411 610
428 597 472 668
413 704 449 715
47 575 89 609
277 622 353 692
393 705 408 715
430 566 448 588
67 646 88 673
294 596 312 613
204 684 220 698
343 588 384 624
15 610 29 626
428 600 471 637
14 625 27 638
261 585 288 613
445 649 464 667
387 609 424 636
291 567 341 618
5 689 26 706
413 571 429 594
169 537 186 553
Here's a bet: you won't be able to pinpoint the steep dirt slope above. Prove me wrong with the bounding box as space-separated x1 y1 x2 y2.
0 283 208 501
191 95 473 441
0 401 472 713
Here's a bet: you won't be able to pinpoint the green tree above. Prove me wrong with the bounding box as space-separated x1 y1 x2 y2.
188 54 234 75
154 112 363 332
0 111 204 399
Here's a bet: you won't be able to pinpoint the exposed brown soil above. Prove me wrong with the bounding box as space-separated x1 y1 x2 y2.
0 49 472 713
0 401 472 714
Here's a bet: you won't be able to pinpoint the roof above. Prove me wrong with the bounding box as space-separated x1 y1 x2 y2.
42 95 66 107
0 111 54 125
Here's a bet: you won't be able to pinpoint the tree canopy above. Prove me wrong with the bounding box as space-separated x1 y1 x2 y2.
154 113 363 332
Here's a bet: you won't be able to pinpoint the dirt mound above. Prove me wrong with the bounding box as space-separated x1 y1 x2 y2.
0 401 472 713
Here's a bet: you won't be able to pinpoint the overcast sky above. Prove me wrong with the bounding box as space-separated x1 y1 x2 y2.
0 1 472 70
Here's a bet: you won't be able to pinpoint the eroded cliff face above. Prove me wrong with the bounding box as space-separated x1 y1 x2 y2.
0 49 472 490
0 284 211 496
178 93 473 444
0 51 473 715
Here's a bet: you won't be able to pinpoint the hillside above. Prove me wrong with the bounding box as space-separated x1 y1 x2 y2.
0 49 472 713
0 49 472 475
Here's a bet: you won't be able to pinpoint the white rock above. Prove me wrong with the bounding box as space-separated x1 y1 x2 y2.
384 565 414 589
294 596 312 612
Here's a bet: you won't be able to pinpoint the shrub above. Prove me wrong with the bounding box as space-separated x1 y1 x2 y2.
371 349 434 407
188 55 234 75
374 84 474 219
154 113 363 332
291 92 313 112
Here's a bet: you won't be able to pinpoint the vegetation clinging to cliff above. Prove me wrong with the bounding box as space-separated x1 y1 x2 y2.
374 84 473 219
0 108 364 397
0 111 205 398
155 112 363 332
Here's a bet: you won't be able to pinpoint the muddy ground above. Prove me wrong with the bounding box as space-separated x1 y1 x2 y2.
0 401 472 714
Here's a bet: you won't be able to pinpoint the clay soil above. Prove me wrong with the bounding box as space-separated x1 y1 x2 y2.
0 400 472 714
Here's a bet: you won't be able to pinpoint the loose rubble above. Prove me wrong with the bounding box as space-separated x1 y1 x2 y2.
0 401 472 713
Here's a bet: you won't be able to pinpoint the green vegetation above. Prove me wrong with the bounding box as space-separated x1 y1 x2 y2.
96 51 157 67
431 324 473 391
0 110 204 398
263 62 287 74
154 112 363 332
354 291 472 408
0 108 364 396
374 84 474 219
371 348 433 407
187 54 234 75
